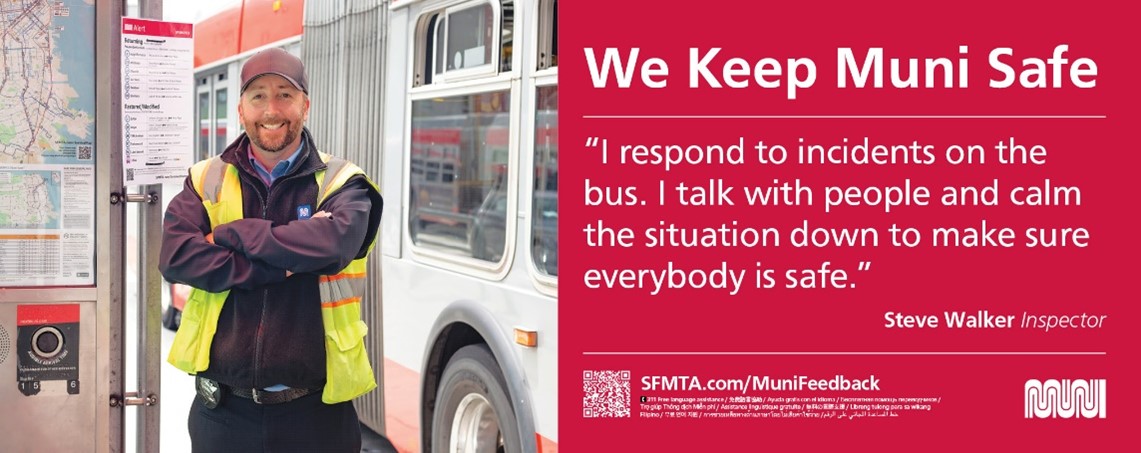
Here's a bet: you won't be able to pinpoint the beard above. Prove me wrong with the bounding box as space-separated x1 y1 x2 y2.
247 120 303 154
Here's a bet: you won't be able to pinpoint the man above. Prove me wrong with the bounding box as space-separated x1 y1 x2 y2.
159 48 383 452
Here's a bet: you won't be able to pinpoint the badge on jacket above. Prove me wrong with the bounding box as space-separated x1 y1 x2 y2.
297 204 312 220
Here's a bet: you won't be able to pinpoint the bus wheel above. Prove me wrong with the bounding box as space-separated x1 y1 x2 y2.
433 344 521 453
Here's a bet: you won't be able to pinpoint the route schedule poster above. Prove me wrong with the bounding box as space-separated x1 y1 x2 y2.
0 0 95 287
560 2 1138 450
120 17 195 186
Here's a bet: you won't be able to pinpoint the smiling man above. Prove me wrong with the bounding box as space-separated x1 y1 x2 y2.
239 49 310 168
159 48 384 452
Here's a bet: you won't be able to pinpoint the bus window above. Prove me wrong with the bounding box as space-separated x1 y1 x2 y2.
532 85 557 276
197 90 210 159
531 0 558 278
214 87 228 154
195 71 229 159
418 0 512 85
500 1 514 72
409 91 511 263
445 4 493 72
537 0 557 70
442 163 456 183
432 16 445 79
410 1 515 264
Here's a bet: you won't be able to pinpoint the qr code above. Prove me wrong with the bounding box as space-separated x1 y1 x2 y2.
583 370 630 417
125 168 134 181
77 145 92 160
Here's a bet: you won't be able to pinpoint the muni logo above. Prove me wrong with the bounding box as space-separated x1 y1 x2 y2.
1024 379 1106 419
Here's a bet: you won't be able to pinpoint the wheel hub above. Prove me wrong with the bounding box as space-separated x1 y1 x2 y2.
449 393 504 452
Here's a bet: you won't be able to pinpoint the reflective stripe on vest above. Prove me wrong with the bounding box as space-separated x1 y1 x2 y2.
167 152 378 403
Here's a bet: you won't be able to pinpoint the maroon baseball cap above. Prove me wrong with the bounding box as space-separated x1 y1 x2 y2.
240 48 309 94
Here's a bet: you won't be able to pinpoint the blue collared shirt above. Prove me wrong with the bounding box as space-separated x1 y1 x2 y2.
248 138 306 186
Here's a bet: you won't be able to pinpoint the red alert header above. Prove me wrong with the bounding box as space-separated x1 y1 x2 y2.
122 17 192 38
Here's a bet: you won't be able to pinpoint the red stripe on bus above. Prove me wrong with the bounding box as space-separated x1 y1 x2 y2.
539 434 559 453
383 358 421 453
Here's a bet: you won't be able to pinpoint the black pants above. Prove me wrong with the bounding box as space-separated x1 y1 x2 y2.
188 388 362 453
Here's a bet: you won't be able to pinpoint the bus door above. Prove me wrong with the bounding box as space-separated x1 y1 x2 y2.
196 70 232 160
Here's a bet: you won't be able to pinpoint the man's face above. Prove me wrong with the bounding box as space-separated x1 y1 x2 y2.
238 74 309 154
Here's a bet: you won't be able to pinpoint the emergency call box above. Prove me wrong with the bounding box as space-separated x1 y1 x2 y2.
0 302 97 451
17 304 81 396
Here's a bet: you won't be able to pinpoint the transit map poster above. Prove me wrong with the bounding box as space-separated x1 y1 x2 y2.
559 1 1138 450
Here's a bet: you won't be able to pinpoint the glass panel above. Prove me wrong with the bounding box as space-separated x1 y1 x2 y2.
532 85 558 276
549 0 557 67
441 163 456 183
214 89 228 155
410 90 511 262
500 1 513 72
446 4 493 71
198 92 209 159
536 0 556 70
434 15 445 77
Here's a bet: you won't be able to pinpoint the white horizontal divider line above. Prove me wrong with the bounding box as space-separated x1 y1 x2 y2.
582 351 1106 356
583 115 1107 119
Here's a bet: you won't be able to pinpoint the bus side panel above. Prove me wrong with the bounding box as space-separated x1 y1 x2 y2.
381 6 410 260
239 0 305 54
193 7 241 67
380 258 555 452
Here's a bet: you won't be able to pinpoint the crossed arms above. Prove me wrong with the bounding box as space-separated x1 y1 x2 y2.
159 175 377 293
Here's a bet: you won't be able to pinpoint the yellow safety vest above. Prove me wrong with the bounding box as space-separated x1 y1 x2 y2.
167 151 378 404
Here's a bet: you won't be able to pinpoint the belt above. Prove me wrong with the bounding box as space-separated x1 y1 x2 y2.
197 376 320 405
227 385 319 405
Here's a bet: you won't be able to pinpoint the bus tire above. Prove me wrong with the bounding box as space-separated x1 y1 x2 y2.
432 344 521 453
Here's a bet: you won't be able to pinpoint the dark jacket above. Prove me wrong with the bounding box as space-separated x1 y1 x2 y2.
159 128 383 389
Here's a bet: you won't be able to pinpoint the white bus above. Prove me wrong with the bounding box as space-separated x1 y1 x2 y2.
178 1 559 451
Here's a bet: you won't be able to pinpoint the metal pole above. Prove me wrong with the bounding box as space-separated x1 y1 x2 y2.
99 1 127 451
128 183 162 453
132 3 163 453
